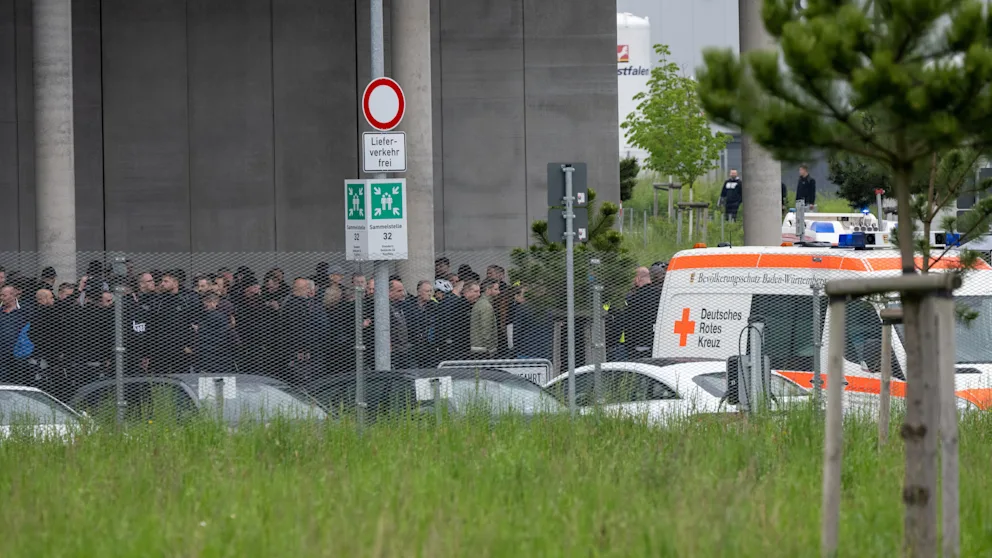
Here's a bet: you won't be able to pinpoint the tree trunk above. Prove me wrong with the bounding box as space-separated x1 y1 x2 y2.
895 165 939 558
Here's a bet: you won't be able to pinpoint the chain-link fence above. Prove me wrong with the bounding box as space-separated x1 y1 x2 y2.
0 247 990 430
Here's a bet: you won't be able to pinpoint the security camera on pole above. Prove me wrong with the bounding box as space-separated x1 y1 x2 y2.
344 0 410 432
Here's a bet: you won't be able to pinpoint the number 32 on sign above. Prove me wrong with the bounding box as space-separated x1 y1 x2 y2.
343 178 409 261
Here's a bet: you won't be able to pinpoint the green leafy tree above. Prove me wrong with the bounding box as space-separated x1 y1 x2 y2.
695 2 992 554
619 156 640 202
510 188 635 315
827 152 891 209
622 44 732 198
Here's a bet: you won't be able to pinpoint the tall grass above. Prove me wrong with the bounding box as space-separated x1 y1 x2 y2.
1 409 990 557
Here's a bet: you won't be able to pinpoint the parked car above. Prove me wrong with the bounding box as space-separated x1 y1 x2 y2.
307 367 564 423
0 384 84 440
70 374 329 426
543 359 810 425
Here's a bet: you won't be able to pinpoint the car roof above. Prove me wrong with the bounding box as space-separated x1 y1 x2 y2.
0 384 46 392
310 368 544 388
548 360 727 387
70 373 291 402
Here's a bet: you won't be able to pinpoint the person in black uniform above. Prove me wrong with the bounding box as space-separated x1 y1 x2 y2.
796 164 817 209
719 169 743 222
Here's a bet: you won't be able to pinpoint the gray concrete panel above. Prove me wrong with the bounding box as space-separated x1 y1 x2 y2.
438 0 527 250
0 0 18 250
100 0 190 253
523 0 620 234
430 0 444 250
272 0 357 252
72 0 104 251
187 0 275 252
15 0 34 252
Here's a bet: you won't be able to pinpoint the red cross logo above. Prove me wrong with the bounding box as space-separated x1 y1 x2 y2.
673 308 696 347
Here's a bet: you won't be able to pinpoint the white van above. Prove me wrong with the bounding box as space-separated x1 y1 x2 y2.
651 245 992 411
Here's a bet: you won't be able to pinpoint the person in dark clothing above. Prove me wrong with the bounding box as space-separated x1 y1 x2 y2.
796 164 817 208
719 169 743 221
388 279 413 369
782 182 789 212
0 285 29 384
31 289 62 369
65 290 115 396
439 283 472 362
509 285 552 361
194 293 236 375
320 284 353 374
405 280 438 367
124 275 157 375
235 278 266 374
280 278 320 386
623 267 658 360
152 271 195 374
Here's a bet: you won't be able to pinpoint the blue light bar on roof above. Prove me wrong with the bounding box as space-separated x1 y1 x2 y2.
838 232 867 248
946 232 962 246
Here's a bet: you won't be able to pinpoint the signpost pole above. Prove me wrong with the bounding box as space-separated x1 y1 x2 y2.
355 285 366 432
370 0 391 372
590 259 603 406
564 165 577 417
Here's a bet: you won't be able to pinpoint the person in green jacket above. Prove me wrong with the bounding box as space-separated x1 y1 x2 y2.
469 278 500 357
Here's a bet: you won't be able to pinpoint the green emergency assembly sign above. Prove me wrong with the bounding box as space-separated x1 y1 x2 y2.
346 182 366 220
371 182 403 220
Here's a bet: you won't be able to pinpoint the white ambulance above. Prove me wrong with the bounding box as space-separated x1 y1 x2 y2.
651 244 992 411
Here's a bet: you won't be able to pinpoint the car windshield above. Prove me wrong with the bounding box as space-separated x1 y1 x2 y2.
451 378 562 414
894 295 992 364
206 382 327 422
0 390 77 425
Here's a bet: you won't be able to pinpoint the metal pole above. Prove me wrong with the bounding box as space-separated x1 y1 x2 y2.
113 279 126 428
688 188 694 239
937 290 959 558
653 186 659 218
590 258 603 405
667 185 674 220
214 378 225 423
371 0 391 372
822 296 847 558
811 284 823 410
676 208 683 245
879 323 892 444
876 189 884 224
642 210 648 248
702 208 709 245
355 285 367 432
432 378 442 426
748 318 765 411
721 209 725 243
564 165 577 417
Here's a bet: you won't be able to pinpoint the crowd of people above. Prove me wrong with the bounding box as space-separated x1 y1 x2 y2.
0 257 666 402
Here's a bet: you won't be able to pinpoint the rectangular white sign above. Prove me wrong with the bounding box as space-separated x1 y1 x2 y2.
365 178 408 260
344 180 370 261
362 132 407 173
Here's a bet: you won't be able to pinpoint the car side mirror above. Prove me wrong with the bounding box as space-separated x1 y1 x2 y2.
862 338 883 374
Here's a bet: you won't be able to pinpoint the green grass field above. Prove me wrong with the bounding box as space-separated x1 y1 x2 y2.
620 176 857 264
2 409 990 557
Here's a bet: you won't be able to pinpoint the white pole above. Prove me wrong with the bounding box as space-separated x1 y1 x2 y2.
822 297 847 558
937 291 959 558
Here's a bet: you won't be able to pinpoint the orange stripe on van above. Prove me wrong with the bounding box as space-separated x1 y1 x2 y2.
775 371 906 396
668 254 867 272
667 254 761 270
867 257 992 272
956 388 992 410
778 371 992 410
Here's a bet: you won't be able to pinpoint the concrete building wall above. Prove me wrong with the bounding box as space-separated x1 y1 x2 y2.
0 0 618 254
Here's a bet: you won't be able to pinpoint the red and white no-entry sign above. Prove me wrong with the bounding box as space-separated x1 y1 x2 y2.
362 77 405 131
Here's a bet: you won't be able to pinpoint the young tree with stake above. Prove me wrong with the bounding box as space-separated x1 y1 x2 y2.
696 1 992 556
622 45 732 200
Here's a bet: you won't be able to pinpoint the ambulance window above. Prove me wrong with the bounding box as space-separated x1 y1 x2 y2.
750 295 827 371
845 300 882 365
